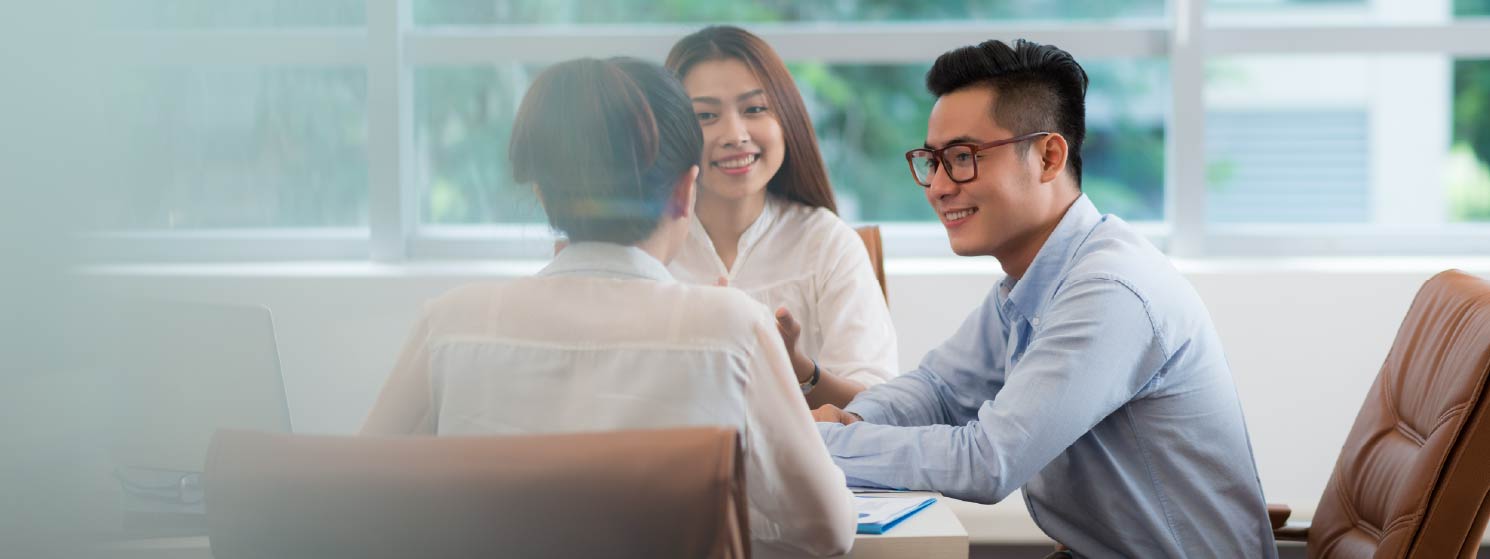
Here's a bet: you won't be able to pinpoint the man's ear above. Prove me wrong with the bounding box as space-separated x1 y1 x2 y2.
668 165 700 218
1037 133 1069 184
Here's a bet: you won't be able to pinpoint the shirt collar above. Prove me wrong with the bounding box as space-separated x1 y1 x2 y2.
539 242 676 282
687 194 780 274
1003 194 1103 322
738 195 780 252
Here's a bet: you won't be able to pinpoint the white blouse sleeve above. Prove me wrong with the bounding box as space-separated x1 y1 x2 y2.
742 310 856 556
812 222 900 387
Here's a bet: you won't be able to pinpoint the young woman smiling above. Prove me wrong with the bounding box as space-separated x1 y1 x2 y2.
665 26 898 409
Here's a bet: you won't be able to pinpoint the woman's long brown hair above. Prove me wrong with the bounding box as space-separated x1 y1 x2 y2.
665 26 837 214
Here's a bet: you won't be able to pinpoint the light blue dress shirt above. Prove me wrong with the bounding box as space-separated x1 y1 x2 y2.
818 196 1276 558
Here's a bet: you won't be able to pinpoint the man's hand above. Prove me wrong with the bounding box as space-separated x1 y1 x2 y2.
812 404 861 425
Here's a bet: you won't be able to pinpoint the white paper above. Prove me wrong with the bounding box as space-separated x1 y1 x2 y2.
854 495 932 526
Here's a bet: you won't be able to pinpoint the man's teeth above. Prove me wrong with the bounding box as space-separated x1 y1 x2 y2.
717 154 757 169
944 208 976 221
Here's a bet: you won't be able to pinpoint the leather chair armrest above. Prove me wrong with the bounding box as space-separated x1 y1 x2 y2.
1267 503 1310 542
1267 503 1291 530
1275 524 1310 542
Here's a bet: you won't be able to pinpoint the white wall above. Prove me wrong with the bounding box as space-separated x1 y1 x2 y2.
83 258 1490 541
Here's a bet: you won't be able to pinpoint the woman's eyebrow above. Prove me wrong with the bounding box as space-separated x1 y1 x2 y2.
692 90 765 104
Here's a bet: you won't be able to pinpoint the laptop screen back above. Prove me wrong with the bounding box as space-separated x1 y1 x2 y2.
105 299 292 473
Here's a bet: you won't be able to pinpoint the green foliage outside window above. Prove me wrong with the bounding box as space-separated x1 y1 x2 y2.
416 1 1168 224
1452 60 1490 221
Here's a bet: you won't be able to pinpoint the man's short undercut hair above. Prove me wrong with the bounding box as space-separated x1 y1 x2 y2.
925 39 1089 186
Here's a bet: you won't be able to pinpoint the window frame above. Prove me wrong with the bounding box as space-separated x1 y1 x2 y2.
89 0 1490 262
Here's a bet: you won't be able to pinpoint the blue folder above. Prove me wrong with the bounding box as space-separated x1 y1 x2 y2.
855 496 937 535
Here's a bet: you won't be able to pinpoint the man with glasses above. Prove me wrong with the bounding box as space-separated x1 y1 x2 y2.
811 39 1276 558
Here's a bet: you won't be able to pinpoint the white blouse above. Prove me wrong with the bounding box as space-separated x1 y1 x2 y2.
361 243 856 557
670 196 899 387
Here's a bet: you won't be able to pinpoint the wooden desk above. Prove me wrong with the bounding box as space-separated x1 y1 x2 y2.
103 492 969 559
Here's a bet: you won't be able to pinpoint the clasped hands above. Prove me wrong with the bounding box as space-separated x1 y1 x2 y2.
811 404 860 425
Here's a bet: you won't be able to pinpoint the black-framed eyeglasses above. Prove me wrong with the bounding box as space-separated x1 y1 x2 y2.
904 132 1052 187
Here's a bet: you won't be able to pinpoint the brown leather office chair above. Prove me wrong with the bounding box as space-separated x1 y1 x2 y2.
554 224 888 302
855 225 888 304
204 427 749 559
1268 269 1490 558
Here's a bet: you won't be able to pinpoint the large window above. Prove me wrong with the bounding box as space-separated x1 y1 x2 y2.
96 0 1490 260
415 60 1168 225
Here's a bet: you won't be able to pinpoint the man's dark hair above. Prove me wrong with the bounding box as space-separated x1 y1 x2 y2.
926 39 1089 187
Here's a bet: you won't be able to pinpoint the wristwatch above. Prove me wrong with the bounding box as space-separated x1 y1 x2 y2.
799 360 821 395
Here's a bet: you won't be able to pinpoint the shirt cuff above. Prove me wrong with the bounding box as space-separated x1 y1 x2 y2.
843 398 891 425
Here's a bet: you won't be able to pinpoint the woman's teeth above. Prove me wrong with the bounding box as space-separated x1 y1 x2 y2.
716 154 758 169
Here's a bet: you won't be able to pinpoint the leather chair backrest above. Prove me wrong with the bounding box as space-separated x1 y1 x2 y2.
856 225 887 304
204 427 748 559
1309 270 1490 558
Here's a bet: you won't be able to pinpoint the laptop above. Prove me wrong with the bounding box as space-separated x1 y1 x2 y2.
101 298 292 536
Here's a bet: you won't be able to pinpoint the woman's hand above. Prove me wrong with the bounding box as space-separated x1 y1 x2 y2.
774 305 802 354
774 306 814 384
776 305 868 408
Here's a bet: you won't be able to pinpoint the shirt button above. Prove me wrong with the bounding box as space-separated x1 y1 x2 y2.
1031 317 1041 326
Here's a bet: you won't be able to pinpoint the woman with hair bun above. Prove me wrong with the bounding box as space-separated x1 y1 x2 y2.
361 57 854 557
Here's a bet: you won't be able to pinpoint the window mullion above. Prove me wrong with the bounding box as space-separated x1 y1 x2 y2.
1167 0 1208 257
367 0 415 262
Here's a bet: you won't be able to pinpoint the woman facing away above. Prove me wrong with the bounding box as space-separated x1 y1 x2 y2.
360 57 854 557
666 26 899 409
